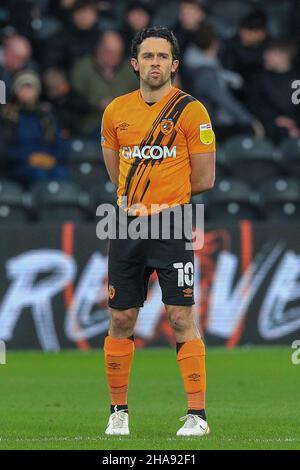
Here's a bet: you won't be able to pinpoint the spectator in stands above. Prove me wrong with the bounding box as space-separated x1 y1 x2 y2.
43 67 91 137
251 40 300 143
43 0 102 69
0 35 35 97
121 2 152 57
174 0 207 55
4 0 38 38
71 30 137 134
47 0 78 26
288 0 300 72
48 0 116 29
184 23 264 140
219 10 268 92
0 70 68 186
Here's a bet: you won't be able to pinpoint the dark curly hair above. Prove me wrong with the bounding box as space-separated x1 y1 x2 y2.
131 27 180 81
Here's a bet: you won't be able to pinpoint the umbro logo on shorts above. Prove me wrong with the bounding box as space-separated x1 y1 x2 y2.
182 288 193 297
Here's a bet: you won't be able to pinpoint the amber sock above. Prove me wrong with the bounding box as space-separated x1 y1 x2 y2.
104 335 135 407
176 338 206 416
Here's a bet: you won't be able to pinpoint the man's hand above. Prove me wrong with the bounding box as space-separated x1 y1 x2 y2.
190 152 215 196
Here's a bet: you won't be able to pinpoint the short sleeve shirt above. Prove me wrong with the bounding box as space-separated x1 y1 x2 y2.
101 87 215 214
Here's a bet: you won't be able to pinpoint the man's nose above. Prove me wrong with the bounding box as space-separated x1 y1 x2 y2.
151 55 160 66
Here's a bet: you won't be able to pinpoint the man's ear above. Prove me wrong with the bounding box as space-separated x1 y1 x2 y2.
172 60 179 74
131 58 139 72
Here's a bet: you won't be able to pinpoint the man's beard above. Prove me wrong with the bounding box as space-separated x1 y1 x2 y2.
143 72 170 89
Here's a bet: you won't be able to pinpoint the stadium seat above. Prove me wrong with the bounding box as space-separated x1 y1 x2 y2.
216 144 232 177
65 137 106 188
0 7 9 25
0 179 29 222
191 193 209 222
279 138 300 178
258 177 300 220
67 161 110 188
208 0 252 23
65 138 100 163
223 135 282 186
30 180 89 221
89 180 117 218
31 16 62 39
208 0 252 38
152 0 179 28
263 0 294 38
206 177 262 220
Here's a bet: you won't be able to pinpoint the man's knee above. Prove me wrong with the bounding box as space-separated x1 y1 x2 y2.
110 308 138 334
166 305 193 334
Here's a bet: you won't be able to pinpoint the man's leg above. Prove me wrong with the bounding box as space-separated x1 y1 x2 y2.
104 208 149 434
166 305 208 429
104 307 139 413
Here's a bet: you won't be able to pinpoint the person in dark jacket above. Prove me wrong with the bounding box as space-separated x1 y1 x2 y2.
173 0 207 56
43 0 102 70
121 2 152 57
43 67 91 137
0 70 68 186
47 0 77 27
250 40 300 143
219 10 268 96
184 23 264 140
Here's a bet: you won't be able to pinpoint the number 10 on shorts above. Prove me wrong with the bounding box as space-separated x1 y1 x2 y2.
173 262 194 287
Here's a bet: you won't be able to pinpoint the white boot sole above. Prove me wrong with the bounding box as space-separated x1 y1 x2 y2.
176 425 210 437
105 429 130 436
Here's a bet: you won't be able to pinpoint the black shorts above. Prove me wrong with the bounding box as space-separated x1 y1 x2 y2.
108 206 195 309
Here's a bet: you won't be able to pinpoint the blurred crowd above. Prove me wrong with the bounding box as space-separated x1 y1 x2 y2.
0 0 300 187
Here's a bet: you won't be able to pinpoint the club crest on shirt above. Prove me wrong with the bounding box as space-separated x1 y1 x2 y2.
160 118 174 135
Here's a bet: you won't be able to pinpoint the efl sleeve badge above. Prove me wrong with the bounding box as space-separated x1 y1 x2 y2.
200 123 214 145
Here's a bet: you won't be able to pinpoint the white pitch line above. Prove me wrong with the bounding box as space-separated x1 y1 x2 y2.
0 436 299 443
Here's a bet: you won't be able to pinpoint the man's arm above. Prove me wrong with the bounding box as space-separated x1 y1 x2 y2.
102 147 120 186
190 152 216 195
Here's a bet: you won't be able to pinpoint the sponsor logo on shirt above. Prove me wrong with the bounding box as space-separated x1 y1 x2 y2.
121 145 177 160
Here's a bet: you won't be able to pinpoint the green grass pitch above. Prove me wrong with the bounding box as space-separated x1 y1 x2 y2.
0 347 299 450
